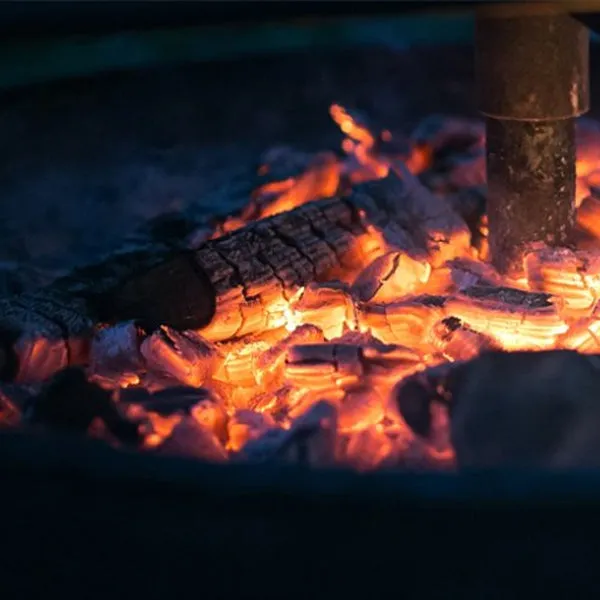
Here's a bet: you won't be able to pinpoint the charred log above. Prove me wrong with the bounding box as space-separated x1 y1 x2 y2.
0 170 470 384
448 350 600 469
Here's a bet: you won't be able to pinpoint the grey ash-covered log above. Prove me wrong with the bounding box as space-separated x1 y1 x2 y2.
395 349 600 469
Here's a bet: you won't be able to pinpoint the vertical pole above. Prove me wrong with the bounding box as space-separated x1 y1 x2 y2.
475 4 589 275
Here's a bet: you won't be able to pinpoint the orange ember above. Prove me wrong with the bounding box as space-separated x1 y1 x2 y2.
70 107 600 471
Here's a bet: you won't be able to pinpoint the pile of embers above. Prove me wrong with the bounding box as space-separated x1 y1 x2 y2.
4 105 600 470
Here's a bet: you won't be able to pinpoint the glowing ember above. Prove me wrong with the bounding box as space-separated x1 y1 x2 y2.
10 105 600 471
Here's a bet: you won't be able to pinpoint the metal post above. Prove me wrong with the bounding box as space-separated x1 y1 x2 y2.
476 3 590 275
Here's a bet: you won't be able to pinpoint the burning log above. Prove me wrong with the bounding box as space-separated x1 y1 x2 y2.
130 196 369 340
113 189 433 341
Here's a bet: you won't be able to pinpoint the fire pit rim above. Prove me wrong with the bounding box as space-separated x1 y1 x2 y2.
4 429 600 508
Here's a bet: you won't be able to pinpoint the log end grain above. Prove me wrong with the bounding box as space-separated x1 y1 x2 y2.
97 252 217 332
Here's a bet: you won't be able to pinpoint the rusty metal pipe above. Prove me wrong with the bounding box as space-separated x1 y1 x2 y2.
476 3 590 275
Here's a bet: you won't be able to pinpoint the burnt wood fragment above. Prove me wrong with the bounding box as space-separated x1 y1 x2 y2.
156 417 227 462
118 385 217 416
393 362 457 439
351 167 470 267
240 401 338 466
27 367 141 444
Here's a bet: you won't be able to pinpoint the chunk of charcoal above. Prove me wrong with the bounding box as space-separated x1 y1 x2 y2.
28 367 141 444
90 321 143 376
431 317 498 362
351 251 431 303
393 363 456 438
0 382 36 413
228 410 276 452
240 401 338 466
156 417 227 462
190 396 228 443
449 350 600 468
124 386 216 416
115 385 152 405
141 326 220 387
